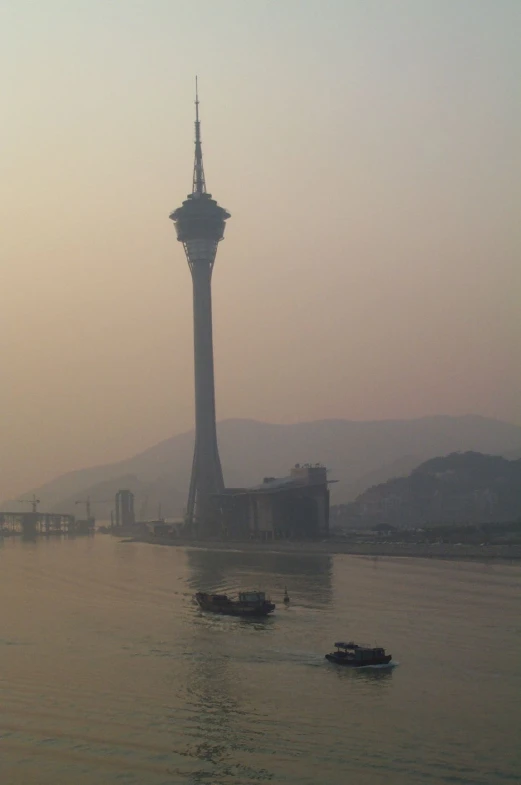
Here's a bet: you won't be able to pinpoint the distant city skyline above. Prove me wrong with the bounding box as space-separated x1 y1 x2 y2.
1 0 520 500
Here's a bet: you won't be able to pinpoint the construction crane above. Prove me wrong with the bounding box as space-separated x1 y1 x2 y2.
17 494 40 513
74 497 111 520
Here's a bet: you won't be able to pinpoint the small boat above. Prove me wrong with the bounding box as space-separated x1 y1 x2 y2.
325 641 392 667
195 590 275 617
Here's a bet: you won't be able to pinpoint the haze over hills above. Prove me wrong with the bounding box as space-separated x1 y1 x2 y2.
4 415 521 520
339 451 521 529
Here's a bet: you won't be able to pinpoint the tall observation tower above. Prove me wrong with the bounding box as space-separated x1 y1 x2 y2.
169 82 230 530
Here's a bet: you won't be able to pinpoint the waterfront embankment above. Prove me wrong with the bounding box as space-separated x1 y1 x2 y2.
126 536 521 561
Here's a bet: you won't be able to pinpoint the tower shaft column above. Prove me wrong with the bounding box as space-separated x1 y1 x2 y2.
188 262 224 527
170 81 230 533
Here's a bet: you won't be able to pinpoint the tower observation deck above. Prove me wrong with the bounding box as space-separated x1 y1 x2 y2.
169 81 230 531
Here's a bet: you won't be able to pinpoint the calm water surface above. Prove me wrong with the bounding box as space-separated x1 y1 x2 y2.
0 536 520 784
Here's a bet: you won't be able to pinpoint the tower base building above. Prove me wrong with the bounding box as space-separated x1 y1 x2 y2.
215 464 333 541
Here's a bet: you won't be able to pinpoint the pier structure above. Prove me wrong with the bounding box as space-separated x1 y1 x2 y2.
0 511 86 537
169 80 230 533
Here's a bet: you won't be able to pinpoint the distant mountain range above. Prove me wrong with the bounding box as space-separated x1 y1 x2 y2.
336 451 521 528
3 415 521 520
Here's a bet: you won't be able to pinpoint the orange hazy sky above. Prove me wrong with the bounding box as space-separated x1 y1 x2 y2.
1 0 520 500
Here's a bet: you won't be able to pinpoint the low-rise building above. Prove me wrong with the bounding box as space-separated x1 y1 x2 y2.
216 464 333 540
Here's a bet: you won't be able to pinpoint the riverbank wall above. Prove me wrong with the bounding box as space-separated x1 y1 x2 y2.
125 536 521 561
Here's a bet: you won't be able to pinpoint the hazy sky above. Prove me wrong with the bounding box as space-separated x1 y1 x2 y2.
1 0 520 500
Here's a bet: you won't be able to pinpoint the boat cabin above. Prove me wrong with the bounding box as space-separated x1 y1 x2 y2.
238 591 266 605
333 641 386 661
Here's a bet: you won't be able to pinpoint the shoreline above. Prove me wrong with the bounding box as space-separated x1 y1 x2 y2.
123 536 521 562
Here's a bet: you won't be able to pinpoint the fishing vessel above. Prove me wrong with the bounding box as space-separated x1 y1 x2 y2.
325 641 392 667
195 590 275 617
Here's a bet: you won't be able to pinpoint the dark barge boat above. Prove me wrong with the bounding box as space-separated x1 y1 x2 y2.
325 641 392 667
195 590 275 617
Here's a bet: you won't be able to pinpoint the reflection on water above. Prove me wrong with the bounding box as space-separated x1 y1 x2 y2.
0 537 520 785
21 532 37 543
329 664 395 685
180 655 240 780
186 547 333 605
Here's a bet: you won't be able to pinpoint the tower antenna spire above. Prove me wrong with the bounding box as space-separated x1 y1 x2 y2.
192 76 206 196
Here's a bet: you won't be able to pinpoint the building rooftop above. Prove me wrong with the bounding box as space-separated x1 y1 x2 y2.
220 466 336 498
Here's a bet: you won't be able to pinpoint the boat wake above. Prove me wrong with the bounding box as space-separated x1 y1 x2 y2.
356 660 399 669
